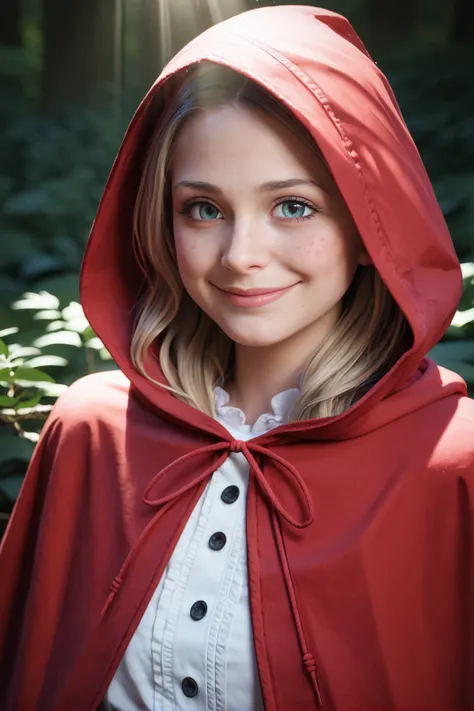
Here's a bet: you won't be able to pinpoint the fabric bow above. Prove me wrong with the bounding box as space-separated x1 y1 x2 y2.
143 438 314 529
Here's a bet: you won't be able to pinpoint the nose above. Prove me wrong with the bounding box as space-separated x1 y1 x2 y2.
221 217 269 273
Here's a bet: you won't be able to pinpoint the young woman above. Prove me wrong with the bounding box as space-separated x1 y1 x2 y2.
1 5 473 711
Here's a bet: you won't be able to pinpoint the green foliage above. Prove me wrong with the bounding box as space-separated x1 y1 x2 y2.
0 294 113 534
0 73 118 536
0 102 117 317
430 263 474 383
387 49 474 264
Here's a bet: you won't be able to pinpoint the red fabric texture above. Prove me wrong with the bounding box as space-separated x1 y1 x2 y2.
1 5 473 710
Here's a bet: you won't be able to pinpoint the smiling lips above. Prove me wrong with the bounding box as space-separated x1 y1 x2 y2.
214 283 297 307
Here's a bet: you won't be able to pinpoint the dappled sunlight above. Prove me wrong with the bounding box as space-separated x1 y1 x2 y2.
153 0 249 64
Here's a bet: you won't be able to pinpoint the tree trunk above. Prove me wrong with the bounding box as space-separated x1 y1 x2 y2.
139 0 163 91
0 0 22 47
451 0 474 45
138 0 252 93
0 0 24 103
41 0 117 110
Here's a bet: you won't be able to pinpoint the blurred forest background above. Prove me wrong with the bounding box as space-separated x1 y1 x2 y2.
1 0 473 532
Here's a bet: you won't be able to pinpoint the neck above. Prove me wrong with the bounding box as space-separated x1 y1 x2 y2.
227 347 301 425
225 313 337 424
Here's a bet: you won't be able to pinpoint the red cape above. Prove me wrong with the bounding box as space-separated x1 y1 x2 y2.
1 5 473 710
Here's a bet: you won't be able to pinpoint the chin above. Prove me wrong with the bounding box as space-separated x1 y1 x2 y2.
218 323 287 348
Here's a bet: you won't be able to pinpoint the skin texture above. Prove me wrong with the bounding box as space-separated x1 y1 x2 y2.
171 105 369 422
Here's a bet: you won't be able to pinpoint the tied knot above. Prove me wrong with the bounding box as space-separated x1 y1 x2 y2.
142 437 314 529
110 576 122 593
100 575 123 616
303 652 317 674
229 439 244 453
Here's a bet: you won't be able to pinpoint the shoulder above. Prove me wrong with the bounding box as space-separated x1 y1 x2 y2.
47 369 131 430
395 360 474 473
428 393 474 474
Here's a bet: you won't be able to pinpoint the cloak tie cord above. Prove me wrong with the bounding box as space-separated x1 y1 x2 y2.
101 438 323 706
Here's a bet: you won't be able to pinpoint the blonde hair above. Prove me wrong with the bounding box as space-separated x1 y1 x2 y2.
131 63 410 420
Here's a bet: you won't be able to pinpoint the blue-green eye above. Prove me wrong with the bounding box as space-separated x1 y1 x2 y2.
188 201 222 221
274 200 315 220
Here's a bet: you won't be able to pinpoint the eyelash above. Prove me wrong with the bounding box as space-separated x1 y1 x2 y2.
177 197 320 223
274 197 318 222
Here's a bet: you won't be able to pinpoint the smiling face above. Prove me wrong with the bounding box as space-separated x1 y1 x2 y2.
171 104 368 368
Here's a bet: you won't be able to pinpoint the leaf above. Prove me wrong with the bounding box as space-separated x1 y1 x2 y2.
62 302 89 333
24 355 68 368
0 395 16 407
61 301 83 319
9 346 41 361
85 337 105 350
11 367 55 383
45 320 66 332
452 308 474 328
14 392 43 410
11 291 60 311
461 262 474 280
33 309 62 321
0 339 7 357
82 326 96 341
0 327 19 338
0 367 14 380
22 431 41 443
65 318 89 334
7 381 67 397
33 331 82 348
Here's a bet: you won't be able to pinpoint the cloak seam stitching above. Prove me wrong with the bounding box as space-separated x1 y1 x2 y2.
236 34 400 278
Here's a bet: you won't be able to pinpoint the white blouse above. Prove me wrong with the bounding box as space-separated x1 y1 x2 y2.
104 386 299 711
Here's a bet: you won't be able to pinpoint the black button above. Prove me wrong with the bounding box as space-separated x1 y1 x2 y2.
190 600 207 621
209 531 227 551
221 485 240 504
182 677 199 698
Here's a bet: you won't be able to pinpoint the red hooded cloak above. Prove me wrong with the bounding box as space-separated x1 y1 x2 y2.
1 5 473 710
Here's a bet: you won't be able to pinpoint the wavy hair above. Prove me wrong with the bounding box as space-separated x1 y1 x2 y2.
131 62 411 420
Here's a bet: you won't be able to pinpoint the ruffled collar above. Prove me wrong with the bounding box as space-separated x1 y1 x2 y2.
214 385 299 434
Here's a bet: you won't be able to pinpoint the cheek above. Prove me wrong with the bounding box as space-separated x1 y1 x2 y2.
287 233 339 272
291 229 360 276
174 231 195 281
174 228 215 282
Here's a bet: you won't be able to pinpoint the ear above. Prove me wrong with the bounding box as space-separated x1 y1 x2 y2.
358 250 372 266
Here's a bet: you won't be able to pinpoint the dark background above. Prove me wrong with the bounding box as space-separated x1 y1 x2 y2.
0 0 473 530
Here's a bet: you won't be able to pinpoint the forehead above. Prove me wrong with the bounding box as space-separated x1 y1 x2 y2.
171 104 331 189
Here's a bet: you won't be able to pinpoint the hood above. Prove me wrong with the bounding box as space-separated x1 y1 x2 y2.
81 4 464 440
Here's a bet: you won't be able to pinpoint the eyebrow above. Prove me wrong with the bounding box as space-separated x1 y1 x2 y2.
174 178 326 194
